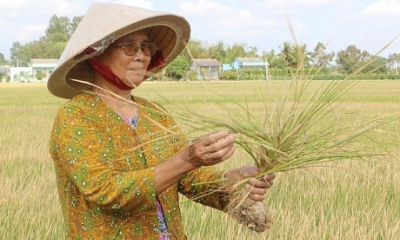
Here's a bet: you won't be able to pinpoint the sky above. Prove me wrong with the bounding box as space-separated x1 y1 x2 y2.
0 0 399 60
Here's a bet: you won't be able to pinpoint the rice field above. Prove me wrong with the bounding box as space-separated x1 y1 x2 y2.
1 80 400 240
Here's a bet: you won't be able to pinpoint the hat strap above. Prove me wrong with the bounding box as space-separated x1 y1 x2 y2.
147 50 167 70
87 58 134 91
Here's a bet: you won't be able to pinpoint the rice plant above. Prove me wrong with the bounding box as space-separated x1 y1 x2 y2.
164 33 400 232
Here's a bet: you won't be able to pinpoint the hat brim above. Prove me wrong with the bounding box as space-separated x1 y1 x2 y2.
47 3 190 99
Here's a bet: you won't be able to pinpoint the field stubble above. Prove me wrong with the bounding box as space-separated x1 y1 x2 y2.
1 81 400 239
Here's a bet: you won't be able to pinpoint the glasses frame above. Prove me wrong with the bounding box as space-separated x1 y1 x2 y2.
112 41 158 57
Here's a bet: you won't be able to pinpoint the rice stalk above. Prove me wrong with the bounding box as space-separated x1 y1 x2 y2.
164 34 400 232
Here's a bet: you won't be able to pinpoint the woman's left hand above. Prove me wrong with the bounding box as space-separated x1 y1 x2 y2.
223 165 275 201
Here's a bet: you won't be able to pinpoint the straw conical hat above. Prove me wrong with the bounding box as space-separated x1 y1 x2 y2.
47 2 190 99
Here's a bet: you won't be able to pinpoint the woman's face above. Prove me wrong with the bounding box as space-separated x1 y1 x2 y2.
97 30 152 88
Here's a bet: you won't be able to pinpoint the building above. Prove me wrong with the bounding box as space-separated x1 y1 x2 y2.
221 63 233 72
9 59 58 82
230 57 267 70
31 58 58 81
10 67 32 82
221 57 269 80
0 65 9 82
189 59 220 80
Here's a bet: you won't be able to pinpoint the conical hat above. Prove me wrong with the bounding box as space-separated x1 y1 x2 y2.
47 2 190 99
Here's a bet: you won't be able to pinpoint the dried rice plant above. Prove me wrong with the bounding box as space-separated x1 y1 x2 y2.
166 33 400 232
168 78 392 232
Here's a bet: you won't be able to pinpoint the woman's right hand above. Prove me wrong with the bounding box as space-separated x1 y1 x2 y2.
181 130 235 168
154 130 235 195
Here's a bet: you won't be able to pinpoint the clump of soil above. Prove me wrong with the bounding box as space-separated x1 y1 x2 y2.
227 191 272 232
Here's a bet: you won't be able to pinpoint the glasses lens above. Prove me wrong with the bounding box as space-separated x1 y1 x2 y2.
139 42 158 56
118 42 157 56
124 43 139 56
148 43 158 56
140 43 151 56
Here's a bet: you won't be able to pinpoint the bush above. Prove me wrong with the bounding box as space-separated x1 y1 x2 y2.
185 71 198 81
218 69 400 81
36 72 45 81
219 70 238 80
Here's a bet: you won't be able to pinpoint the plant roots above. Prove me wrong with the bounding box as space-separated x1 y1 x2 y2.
227 194 272 232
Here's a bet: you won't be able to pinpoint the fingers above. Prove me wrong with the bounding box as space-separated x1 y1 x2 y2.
201 131 234 161
262 173 275 182
245 175 275 201
245 183 266 201
223 166 275 201
238 165 259 177
201 130 231 146
184 131 235 168
203 133 234 159
249 177 272 189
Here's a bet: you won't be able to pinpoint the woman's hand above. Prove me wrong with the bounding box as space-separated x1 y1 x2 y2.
223 165 275 201
181 130 235 168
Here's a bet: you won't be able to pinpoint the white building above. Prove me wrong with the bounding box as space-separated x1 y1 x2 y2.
10 59 58 82
10 67 32 82
31 58 58 81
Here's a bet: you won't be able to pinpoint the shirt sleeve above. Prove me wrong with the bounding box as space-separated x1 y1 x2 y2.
177 166 229 211
49 103 157 212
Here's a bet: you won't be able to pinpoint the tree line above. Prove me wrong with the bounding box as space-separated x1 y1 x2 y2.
2 14 400 80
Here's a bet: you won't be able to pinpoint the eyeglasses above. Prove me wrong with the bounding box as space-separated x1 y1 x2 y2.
112 41 158 57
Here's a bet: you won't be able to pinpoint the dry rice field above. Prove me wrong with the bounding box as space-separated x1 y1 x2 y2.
1 80 400 240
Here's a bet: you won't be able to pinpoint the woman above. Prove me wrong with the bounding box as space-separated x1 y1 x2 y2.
48 3 274 240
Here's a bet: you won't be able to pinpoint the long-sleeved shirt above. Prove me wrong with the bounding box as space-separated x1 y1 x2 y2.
49 92 229 240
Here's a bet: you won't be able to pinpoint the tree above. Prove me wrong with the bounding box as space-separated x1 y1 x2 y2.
164 57 190 80
10 42 27 67
311 42 335 68
70 16 84 35
8 14 83 64
262 49 275 63
356 51 388 74
245 45 258 57
208 40 227 63
336 45 364 73
44 15 75 58
45 15 71 41
278 42 312 69
388 53 400 74
180 39 205 63
291 43 312 69
269 56 288 69
279 41 294 68
335 46 388 74
226 43 246 62
0 53 7 64
361 56 388 74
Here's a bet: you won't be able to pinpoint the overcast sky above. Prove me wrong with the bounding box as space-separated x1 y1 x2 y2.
0 0 399 60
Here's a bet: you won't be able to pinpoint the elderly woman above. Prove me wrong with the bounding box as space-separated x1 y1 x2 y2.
48 3 274 240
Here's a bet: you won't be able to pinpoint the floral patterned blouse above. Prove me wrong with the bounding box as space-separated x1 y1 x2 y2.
119 114 169 239
49 93 229 240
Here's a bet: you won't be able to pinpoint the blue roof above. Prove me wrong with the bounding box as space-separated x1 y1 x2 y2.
235 58 265 65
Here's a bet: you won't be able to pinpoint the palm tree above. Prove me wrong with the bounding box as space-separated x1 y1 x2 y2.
280 41 294 68
292 43 312 69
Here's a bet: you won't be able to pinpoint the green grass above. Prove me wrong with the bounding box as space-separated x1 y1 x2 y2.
1 81 400 239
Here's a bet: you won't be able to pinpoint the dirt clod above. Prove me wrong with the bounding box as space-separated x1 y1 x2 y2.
227 195 272 232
